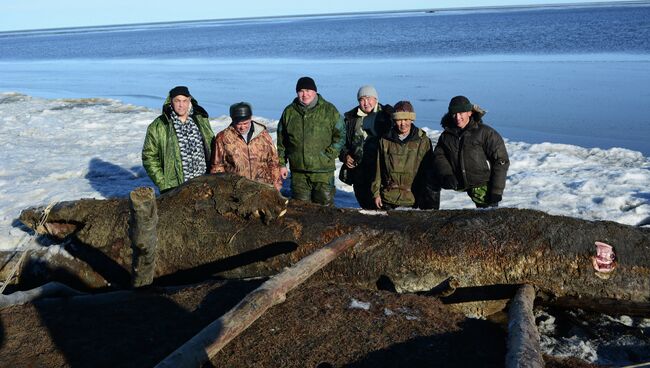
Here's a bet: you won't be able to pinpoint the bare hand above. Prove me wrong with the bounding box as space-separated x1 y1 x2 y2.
345 155 356 169
374 196 383 209
280 167 289 180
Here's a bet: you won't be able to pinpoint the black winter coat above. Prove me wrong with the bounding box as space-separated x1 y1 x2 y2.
433 112 509 196
339 104 393 167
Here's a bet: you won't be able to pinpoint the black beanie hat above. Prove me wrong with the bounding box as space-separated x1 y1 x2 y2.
169 86 191 99
295 76 317 92
448 95 473 114
229 102 253 123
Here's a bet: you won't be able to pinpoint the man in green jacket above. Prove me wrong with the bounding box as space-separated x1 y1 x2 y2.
372 100 439 210
277 77 345 205
142 86 214 193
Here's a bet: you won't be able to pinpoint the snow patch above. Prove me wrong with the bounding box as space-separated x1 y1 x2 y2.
348 298 370 310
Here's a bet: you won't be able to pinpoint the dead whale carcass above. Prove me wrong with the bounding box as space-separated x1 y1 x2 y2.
12 174 650 311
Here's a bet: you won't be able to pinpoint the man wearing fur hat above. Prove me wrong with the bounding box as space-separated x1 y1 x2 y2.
210 102 282 190
372 101 439 210
142 86 214 193
433 96 509 208
277 76 345 205
339 85 393 209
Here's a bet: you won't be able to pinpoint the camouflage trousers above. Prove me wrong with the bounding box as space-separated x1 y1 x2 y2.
290 171 335 206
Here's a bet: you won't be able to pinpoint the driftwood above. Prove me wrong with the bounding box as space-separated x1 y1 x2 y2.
156 232 364 368
12 174 650 316
0 281 84 309
129 187 158 287
506 284 543 368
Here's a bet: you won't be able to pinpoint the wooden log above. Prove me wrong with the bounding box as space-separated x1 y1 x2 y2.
129 187 158 288
155 232 364 368
0 281 84 309
506 284 543 368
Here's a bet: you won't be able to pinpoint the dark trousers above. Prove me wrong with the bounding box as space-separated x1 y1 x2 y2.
290 171 335 206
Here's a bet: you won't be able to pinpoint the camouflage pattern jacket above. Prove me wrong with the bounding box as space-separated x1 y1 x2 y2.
210 121 282 190
277 94 345 173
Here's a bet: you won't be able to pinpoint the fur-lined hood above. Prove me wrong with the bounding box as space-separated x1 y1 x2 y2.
440 104 487 131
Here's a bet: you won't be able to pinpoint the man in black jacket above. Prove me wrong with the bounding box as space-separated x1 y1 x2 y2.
433 96 509 208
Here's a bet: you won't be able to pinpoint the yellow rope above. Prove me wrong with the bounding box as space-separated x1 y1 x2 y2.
0 201 57 294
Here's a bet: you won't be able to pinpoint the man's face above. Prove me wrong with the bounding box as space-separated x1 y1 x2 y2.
395 119 413 135
453 110 472 129
233 119 252 136
358 96 377 114
297 89 317 105
171 95 191 120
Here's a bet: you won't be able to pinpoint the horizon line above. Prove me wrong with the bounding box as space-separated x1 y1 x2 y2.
1 0 648 34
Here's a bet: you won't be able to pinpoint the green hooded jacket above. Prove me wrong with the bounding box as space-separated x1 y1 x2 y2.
277 94 345 173
372 126 433 207
141 96 214 192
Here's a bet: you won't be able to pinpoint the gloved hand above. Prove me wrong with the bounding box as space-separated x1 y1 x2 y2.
488 193 502 207
440 175 458 190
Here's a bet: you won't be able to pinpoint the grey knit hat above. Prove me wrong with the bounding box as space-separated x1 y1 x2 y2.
357 85 378 100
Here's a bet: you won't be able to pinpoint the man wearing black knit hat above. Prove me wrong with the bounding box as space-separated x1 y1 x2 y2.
142 86 214 192
433 96 509 208
276 76 346 205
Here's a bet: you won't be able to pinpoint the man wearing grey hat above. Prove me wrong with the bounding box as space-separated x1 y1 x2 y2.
277 76 346 205
433 96 509 208
142 86 214 192
338 85 393 209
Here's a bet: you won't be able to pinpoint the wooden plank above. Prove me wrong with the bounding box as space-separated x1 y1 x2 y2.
129 187 158 288
506 284 544 368
155 232 363 368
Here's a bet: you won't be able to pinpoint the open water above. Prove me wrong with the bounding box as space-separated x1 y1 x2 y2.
1 3 649 154
1 4 649 59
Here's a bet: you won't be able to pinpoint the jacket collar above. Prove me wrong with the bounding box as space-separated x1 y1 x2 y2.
385 124 421 143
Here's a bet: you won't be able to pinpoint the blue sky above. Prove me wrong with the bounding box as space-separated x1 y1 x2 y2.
1 0 632 32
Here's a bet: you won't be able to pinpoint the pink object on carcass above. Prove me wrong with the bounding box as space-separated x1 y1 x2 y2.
592 241 616 273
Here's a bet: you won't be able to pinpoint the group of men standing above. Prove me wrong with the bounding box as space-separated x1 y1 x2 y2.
142 77 510 210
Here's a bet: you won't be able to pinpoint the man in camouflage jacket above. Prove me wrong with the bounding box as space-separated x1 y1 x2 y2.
210 102 282 190
277 77 345 205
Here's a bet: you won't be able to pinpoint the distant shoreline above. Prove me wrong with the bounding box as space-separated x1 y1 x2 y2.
2 0 649 34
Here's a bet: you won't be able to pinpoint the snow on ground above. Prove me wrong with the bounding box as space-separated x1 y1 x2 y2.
1 92 649 251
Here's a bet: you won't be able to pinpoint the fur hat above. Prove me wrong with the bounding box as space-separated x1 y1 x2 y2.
392 100 416 121
295 76 317 92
